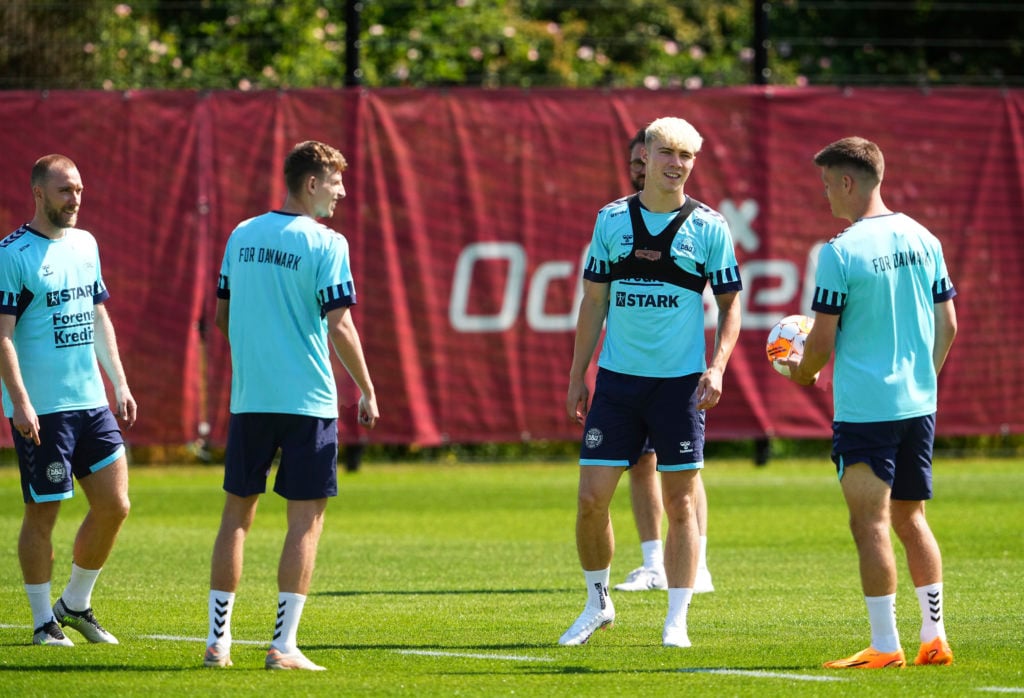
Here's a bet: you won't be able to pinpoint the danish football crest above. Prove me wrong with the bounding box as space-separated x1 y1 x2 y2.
46 462 66 483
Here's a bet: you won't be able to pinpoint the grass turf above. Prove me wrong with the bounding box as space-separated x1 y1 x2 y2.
0 457 1021 696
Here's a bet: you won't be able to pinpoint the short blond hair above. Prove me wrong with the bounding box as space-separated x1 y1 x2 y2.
645 117 703 155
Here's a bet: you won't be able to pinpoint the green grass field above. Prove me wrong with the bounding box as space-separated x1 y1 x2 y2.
0 457 1021 696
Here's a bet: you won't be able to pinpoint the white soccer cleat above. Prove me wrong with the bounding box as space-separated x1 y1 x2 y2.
265 647 326 671
694 567 715 594
662 623 692 648
613 566 668 592
53 598 118 644
203 642 233 667
558 601 615 646
32 619 74 647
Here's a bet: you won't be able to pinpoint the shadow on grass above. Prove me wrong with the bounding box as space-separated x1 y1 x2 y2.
0 664 188 673
315 587 573 597
436 665 833 676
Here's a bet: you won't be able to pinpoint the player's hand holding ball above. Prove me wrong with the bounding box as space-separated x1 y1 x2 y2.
766 314 816 382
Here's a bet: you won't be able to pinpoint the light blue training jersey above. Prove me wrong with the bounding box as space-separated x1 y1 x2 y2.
583 195 742 378
217 211 356 418
811 212 956 423
0 225 111 416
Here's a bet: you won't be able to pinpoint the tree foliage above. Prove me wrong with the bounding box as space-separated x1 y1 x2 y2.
1 1 1022 90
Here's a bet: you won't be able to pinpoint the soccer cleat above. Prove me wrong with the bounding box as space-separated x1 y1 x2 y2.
823 646 906 669
914 637 953 666
662 624 691 648
558 601 615 646
203 642 233 667
694 567 715 594
613 566 668 592
33 619 74 647
53 598 118 644
265 647 326 671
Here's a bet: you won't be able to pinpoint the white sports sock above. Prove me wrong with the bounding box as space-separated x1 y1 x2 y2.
61 563 101 611
25 582 53 628
583 568 610 609
865 594 901 653
698 536 709 570
665 587 694 629
271 592 307 653
207 590 235 647
915 582 946 642
640 540 664 571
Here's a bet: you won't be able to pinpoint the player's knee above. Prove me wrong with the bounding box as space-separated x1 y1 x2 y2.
101 494 131 524
576 488 610 517
662 491 695 522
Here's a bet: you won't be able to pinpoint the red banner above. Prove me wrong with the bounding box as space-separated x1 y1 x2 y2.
0 87 1020 446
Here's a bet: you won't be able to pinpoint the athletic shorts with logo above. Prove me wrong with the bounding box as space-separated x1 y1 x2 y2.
579 368 705 472
13 407 125 503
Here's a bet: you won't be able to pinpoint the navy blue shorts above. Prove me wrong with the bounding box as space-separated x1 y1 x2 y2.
580 369 704 472
12 407 125 504
224 413 339 500
831 413 936 501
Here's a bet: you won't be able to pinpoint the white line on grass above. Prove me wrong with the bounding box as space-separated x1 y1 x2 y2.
141 634 264 645
978 689 1024 694
140 637 553 661
679 668 845 682
397 649 555 663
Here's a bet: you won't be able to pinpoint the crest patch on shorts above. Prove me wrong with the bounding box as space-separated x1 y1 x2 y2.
46 462 66 483
584 428 604 449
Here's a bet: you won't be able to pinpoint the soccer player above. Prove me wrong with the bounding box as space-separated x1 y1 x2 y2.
204 140 379 671
614 128 714 595
785 136 957 668
562 117 742 647
0 154 136 647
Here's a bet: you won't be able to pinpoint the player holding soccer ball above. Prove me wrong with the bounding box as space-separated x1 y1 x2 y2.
783 137 957 669
563 117 742 648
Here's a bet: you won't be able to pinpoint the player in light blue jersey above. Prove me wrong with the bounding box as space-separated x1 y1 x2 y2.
614 129 714 596
786 137 958 669
561 117 742 648
0 154 137 647
205 140 378 672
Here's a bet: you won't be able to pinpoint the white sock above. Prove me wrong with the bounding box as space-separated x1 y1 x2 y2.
915 582 946 642
865 594 901 653
698 536 709 570
271 592 307 653
25 582 53 628
640 540 664 571
666 587 694 629
207 590 235 647
583 568 611 610
61 563 101 611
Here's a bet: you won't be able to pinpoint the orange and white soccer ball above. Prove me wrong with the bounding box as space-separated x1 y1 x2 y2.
766 314 814 377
